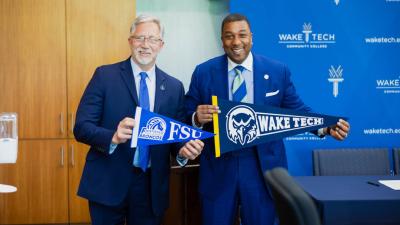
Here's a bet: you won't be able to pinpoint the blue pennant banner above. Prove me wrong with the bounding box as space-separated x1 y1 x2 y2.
212 96 345 157
131 107 214 148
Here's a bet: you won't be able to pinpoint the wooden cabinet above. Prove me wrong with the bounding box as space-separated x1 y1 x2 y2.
0 140 69 224
164 166 202 225
0 140 92 224
0 0 67 139
0 0 135 223
68 140 91 223
66 0 134 137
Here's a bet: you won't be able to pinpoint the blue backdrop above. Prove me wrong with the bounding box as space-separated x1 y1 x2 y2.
230 0 400 175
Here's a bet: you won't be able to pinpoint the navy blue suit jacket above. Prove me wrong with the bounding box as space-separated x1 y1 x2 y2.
74 58 185 215
185 53 312 200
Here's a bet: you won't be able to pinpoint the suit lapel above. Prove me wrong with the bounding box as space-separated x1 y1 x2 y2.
210 56 229 100
151 68 167 159
253 54 270 105
119 58 139 105
154 67 167 113
253 54 275 158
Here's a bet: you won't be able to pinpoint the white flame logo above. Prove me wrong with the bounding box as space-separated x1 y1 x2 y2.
328 65 344 98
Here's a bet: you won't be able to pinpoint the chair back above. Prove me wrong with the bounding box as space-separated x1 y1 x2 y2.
313 148 390 176
264 167 321 225
393 148 400 175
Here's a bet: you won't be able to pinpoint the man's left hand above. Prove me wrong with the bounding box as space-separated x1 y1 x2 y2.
327 119 350 141
178 140 205 160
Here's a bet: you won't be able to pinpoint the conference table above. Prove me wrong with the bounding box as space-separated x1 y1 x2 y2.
294 176 400 225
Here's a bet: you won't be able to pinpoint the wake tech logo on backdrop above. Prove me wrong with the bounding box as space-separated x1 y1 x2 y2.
376 75 400 94
334 0 340 6
328 65 344 98
278 23 336 49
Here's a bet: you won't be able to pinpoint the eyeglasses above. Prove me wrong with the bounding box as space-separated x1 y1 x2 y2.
131 35 162 45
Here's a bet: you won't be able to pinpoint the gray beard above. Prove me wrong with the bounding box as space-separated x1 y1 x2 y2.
136 56 153 65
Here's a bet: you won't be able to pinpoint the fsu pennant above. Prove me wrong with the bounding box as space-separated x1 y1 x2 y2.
212 96 345 157
131 107 214 148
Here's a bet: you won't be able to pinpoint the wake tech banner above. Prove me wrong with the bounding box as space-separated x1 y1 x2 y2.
230 0 400 175
212 96 344 157
131 107 214 148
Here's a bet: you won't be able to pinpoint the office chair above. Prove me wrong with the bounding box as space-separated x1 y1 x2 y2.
264 167 321 225
394 148 400 175
313 148 390 176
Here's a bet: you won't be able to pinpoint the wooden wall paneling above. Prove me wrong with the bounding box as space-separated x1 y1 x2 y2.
66 0 135 137
0 140 69 224
0 0 67 139
68 140 91 223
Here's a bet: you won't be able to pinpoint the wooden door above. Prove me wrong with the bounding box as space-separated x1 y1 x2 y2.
0 0 67 139
66 0 135 137
68 140 91 223
0 140 69 224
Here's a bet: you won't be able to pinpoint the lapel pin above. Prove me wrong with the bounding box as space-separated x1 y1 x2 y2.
160 84 166 91
264 74 269 80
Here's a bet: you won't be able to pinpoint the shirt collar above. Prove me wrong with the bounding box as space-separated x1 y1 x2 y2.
130 57 156 81
227 52 253 72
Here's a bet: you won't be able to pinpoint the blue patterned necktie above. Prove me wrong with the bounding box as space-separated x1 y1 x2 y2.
136 72 150 171
232 65 248 102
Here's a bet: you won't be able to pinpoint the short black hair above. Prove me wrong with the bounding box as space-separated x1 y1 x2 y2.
221 13 251 34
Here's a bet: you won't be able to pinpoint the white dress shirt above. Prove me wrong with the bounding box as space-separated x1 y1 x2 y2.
131 58 156 112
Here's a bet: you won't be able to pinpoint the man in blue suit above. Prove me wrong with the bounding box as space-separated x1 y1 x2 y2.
74 15 204 225
185 13 350 225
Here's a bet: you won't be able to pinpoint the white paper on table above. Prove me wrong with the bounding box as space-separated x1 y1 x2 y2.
378 180 400 190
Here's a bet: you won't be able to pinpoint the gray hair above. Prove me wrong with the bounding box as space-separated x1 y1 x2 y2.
130 14 165 39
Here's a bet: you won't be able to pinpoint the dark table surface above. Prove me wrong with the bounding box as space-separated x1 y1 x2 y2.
294 176 400 225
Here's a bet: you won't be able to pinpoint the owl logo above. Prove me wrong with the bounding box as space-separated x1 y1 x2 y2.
226 105 258 145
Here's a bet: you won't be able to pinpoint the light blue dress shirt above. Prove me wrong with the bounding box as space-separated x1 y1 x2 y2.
227 52 254 103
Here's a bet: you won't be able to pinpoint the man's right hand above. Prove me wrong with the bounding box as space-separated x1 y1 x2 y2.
194 105 220 127
112 117 135 144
